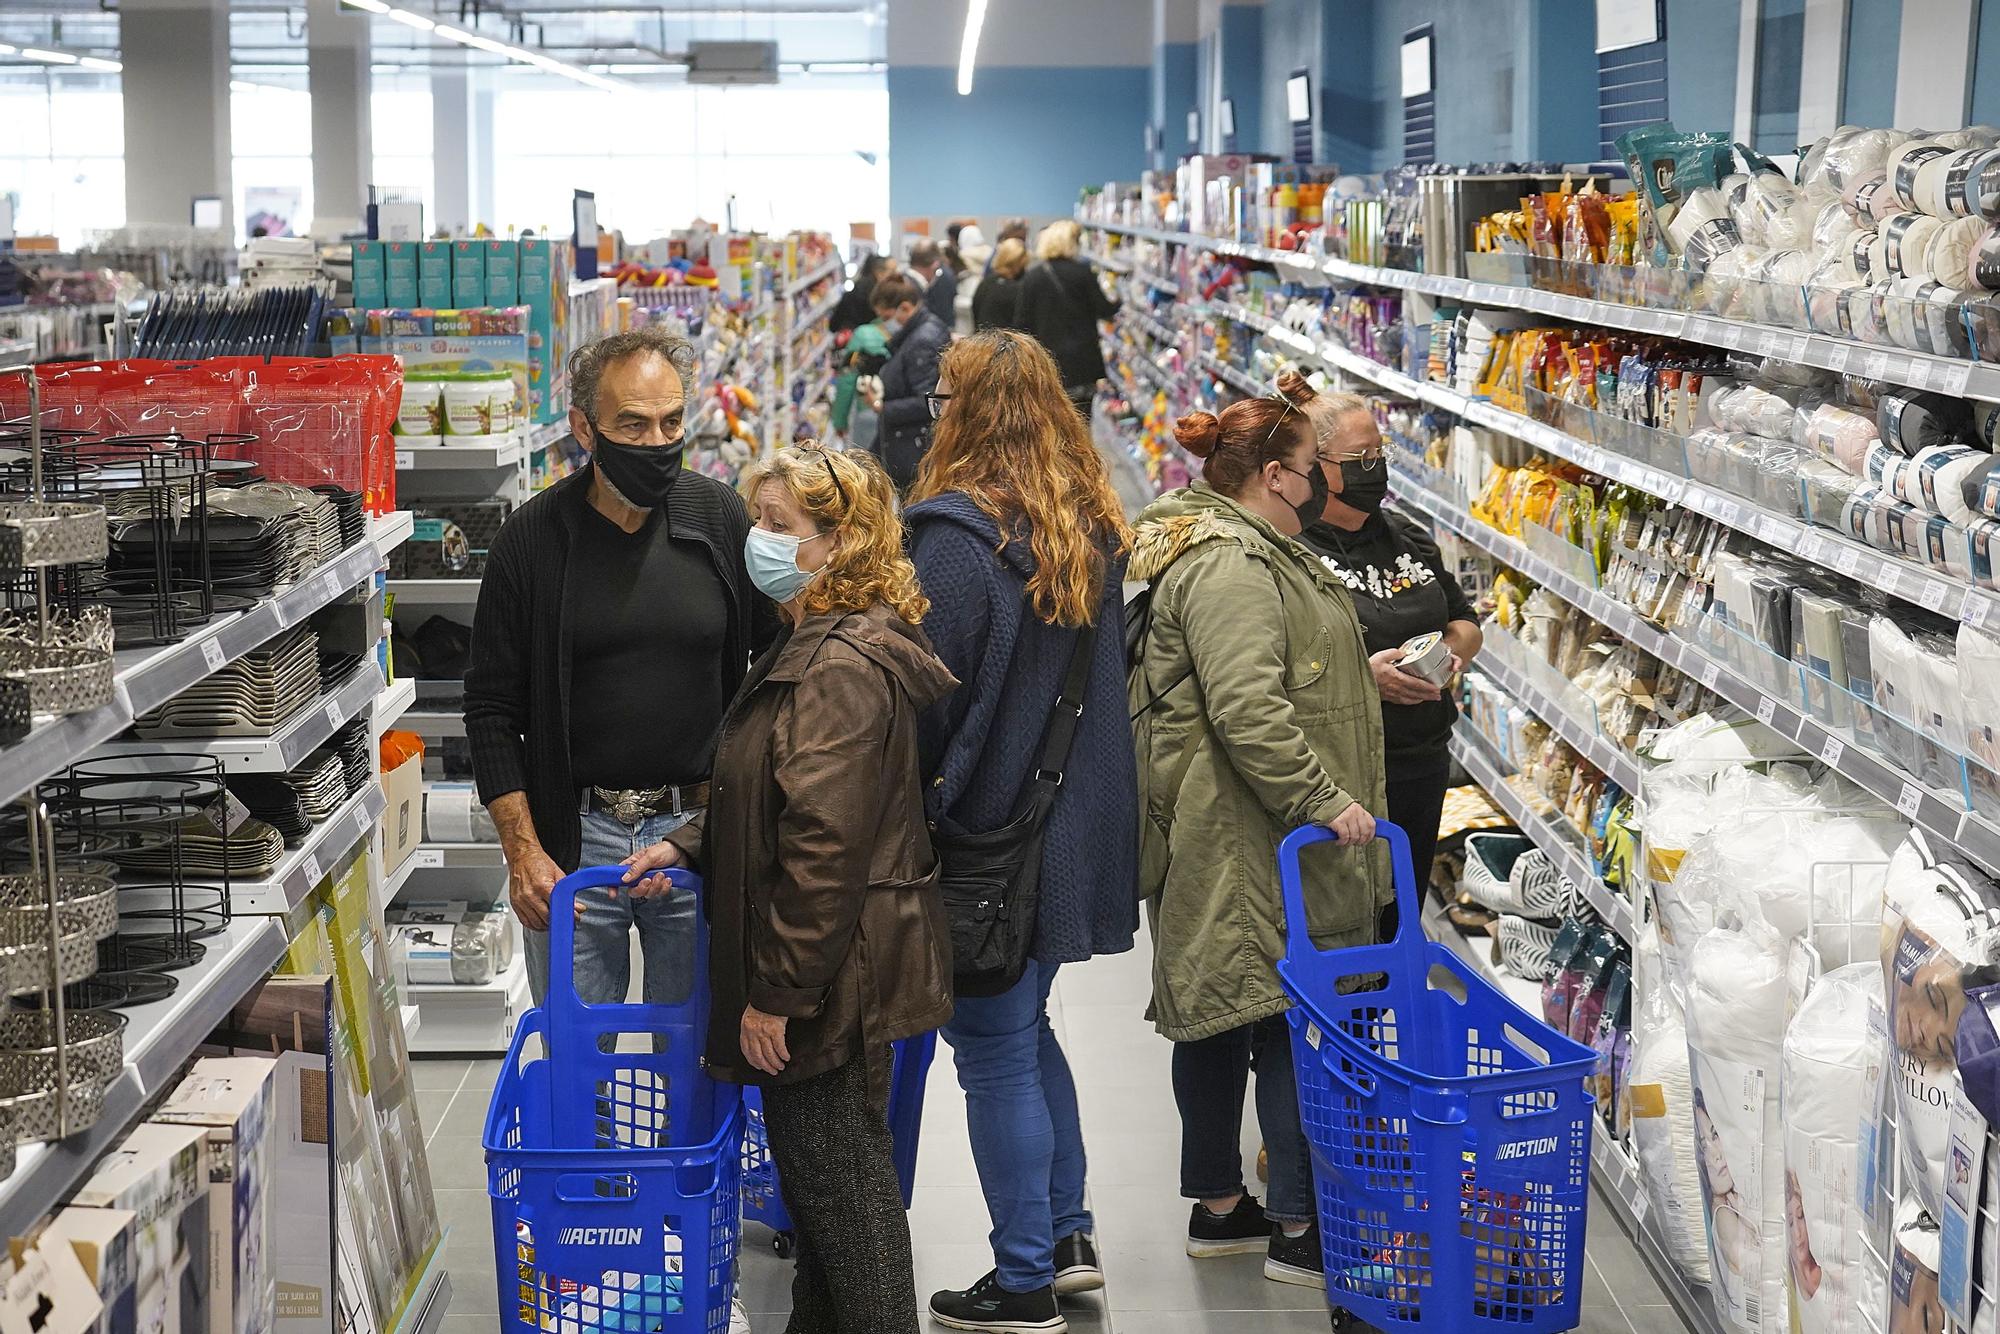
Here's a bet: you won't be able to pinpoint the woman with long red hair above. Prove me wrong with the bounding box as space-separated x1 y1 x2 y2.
906 330 1138 1333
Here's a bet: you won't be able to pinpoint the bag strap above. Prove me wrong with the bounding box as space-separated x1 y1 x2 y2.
1030 616 1098 793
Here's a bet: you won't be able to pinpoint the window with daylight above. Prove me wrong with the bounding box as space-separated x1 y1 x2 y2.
0 73 125 249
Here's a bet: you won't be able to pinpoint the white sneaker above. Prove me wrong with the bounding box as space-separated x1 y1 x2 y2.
729 1295 752 1333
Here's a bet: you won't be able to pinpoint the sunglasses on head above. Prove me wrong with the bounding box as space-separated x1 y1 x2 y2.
796 444 850 512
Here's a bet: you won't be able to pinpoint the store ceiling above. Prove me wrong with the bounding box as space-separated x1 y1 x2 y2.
0 0 887 76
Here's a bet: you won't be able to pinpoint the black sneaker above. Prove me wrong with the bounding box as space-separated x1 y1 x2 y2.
928 1271 1066 1333
1052 1233 1103 1296
1186 1195 1271 1258
1265 1223 1326 1288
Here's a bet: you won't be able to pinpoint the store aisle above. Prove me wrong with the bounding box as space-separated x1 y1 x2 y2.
411 932 1684 1333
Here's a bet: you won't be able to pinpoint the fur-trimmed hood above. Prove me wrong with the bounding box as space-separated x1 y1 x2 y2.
1129 483 1284 583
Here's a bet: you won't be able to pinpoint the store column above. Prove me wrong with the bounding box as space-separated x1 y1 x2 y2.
1152 0 1198 171
307 0 372 234
433 58 495 236
119 0 232 230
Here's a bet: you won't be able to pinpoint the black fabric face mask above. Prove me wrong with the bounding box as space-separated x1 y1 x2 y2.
1281 463 1330 530
1337 460 1388 515
590 430 685 509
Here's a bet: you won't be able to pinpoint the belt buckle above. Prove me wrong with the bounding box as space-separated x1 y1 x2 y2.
610 790 647 824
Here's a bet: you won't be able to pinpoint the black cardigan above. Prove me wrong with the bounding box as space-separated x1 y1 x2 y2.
1017 257 1119 390
463 462 776 872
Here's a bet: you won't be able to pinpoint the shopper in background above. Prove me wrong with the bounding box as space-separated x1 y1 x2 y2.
906 331 1139 1333
1016 220 1118 421
832 252 895 336
623 445 954 1334
953 224 993 335
985 217 1030 277
1126 369 1387 1290
830 319 891 451
971 239 1028 333
1296 391 1481 898
864 274 950 491
908 238 958 327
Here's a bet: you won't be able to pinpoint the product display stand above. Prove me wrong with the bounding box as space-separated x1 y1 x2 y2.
1083 208 2000 1334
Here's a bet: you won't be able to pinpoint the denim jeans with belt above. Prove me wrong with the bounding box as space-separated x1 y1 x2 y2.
941 958 1093 1292
522 798 700 1009
1173 1014 1312 1227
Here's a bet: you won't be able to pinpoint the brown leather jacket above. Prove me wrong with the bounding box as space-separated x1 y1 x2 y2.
697 602 958 1087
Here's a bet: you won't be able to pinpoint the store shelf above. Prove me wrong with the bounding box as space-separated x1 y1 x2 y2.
409 842 506 870
1083 220 2000 401
407 953 530 1055
115 782 386 916
371 509 416 555
385 849 427 901
374 675 418 736
96 664 383 774
402 1003 422 1042
1450 720 1635 944
524 420 570 454
789 290 841 340
1134 268 1181 296
0 913 291 1241
1119 308 1179 347
1199 352 1262 397
0 534 390 811
1472 652 1646 794
782 255 841 299
402 709 464 737
790 333 831 377
385 579 481 606
1394 467 2000 880
393 436 524 472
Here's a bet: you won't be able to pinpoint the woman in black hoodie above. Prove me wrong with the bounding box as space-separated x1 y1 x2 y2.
1015 220 1120 420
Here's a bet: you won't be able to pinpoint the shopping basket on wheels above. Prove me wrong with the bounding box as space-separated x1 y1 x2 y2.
739 1030 937 1255
484 865 745 1334
1276 821 1597 1333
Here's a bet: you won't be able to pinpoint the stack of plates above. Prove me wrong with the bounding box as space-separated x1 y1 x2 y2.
318 651 364 696
229 750 345 848
105 810 287 880
312 486 365 551
134 625 319 738
284 752 349 820
322 719 371 796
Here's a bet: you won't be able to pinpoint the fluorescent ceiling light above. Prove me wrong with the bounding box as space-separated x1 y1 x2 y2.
77 56 121 72
956 0 987 96
0 45 16 56
342 0 393 11
384 8 435 30
428 18 622 91
21 48 80 65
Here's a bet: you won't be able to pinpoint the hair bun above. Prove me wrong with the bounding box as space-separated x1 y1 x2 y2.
1275 367 1318 404
1173 412 1222 458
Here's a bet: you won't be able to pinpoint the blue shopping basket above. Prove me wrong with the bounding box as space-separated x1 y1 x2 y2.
484 865 745 1334
1276 821 1597 1333
739 1030 937 1252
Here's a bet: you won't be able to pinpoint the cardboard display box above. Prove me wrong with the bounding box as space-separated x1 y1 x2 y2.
155 1058 279 1334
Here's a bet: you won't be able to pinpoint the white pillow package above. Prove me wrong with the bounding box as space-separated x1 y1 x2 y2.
1780 961 1882 1334
1878 829 2000 1216
1687 919 1791 1333
1627 918 1714 1285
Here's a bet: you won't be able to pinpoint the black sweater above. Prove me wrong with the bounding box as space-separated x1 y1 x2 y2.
463 462 777 872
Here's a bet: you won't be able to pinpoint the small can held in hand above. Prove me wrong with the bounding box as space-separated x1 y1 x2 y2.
1396 631 1453 686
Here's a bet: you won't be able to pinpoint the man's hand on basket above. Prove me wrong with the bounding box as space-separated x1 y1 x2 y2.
506 844 563 931
742 1006 790 1076
619 841 686 898
1325 802 1376 847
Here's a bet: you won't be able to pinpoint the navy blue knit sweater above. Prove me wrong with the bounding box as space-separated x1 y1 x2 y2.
907 493 1139 965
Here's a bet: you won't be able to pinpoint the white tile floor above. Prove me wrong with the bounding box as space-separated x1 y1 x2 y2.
411 934 1687 1333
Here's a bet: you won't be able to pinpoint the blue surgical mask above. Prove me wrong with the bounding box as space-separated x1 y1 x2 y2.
745 526 824 602
881 317 905 338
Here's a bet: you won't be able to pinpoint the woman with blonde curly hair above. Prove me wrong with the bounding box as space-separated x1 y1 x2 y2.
624 443 955 1333
907 330 1137 1331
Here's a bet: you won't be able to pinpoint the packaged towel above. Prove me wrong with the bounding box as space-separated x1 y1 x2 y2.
1906 444 1993 523
1879 390 1972 457
1806 403 1881 475
1882 212 1945 280
1930 215 1987 288
1941 146 2000 219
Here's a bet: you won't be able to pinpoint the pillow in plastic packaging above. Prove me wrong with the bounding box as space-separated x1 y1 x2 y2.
1878 390 1973 457
1887 1200 1946 1334
1904 444 1996 524
1628 920 1714 1284
1687 920 1791 1333
1781 962 1886 1334
1879 828 2000 1215
1806 403 1882 475
1825 128 1915 201
1959 624 2000 820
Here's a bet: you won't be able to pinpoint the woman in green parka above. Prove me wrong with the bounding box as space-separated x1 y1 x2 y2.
1128 367 1389 1289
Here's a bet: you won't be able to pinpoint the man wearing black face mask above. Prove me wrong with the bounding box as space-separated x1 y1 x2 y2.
465 328 777 1032
1296 397 1482 897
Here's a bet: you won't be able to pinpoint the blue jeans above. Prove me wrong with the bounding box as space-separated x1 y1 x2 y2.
941 959 1092 1292
1172 1014 1312 1227
523 804 699 1010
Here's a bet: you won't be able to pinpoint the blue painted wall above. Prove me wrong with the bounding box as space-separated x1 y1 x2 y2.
887 64 1150 216
1219 4 1264 154
1842 0 1902 127
1523 0 1601 163
1665 0 1741 132
1154 40 1199 169
1972 0 2000 126
1318 0 1383 170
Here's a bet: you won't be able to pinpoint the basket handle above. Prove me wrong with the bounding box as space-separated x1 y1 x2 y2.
546 863 701 1038
1279 819 1419 968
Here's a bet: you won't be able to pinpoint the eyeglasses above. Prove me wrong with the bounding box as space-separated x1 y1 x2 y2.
925 392 952 422
797 444 850 513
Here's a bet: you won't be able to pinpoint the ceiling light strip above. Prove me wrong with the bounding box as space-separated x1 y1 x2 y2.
0 43 118 70
414 10 623 91
956 0 987 96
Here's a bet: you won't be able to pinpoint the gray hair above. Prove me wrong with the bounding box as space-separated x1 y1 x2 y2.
567 327 698 424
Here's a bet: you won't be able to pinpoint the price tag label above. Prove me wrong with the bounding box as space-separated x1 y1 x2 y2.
1661 478 1687 503
394 449 414 471
1864 350 1891 380
1760 517 1795 550
1715 499 1741 526
1758 332 1781 357
352 806 372 839
1820 733 1846 767
301 852 322 888
319 570 341 601
1700 661 1720 690
1907 359 1934 391
200 638 225 671
1755 697 1778 726
325 699 345 731
1837 547 1864 576
1825 343 1852 374
1727 325 1752 350
274 598 297 628
1898 782 1925 819
1787 335 1811 363
1966 591 1994 628
1942 363 1973 397
1920 580 1951 612
414 847 445 868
